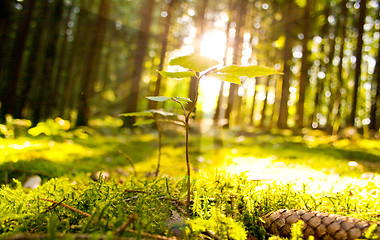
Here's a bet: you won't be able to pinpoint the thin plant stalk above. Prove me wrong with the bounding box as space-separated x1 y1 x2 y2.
155 115 162 177
172 71 205 206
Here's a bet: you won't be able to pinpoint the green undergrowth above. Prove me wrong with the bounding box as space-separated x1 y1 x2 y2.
0 172 379 239
1 120 380 239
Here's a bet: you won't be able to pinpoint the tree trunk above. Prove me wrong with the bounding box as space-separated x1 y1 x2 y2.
149 0 176 110
123 0 155 127
349 0 367 126
225 0 247 128
249 78 258 126
214 0 233 126
76 0 111 126
62 0 89 120
296 0 312 128
187 0 208 111
259 76 272 128
1 0 36 118
369 17 380 132
277 0 294 129
331 0 348 135
310 0 331 127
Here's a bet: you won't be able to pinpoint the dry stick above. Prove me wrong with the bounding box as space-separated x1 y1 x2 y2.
2 233 133 240
114 214 138 236
40 198 175 240
125 229 177 240
42 198 67 213
40 198 91 217
119 150 137 176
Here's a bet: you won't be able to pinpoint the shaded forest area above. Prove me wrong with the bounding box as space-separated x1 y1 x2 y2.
0 0 380 135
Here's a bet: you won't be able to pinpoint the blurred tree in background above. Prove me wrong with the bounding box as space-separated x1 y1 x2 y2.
0 0 379 135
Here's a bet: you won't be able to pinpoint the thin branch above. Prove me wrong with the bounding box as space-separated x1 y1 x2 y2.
124 189 149 194
1 233 134 240
114 214 138 236
119 151 137 176
126 229 177 240
40 198 91 217
42 198 67 214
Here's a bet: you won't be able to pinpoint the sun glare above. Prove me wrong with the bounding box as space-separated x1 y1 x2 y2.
200 30 227 61
198 30 227 116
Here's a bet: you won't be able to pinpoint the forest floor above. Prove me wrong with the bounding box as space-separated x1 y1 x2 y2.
1 120 380 239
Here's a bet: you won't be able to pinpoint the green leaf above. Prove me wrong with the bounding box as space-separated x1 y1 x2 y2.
149 109 175 117
147 96 171 102
172 97 192 102
207 73 241 85
158 71 196 79
169 54 220 72
133 119 155 126
218 65 282 78
120 111 153 117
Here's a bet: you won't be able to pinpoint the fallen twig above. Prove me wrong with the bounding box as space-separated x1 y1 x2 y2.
126 229 177 240
40 198 91 217
114 214 138 236
119 151 137 176
41 198 66 213
1 233 134 240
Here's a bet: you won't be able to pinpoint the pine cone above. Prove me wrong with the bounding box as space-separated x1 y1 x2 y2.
263 209 380 239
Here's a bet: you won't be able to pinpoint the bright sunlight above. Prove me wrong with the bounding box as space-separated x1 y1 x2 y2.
199 30 227 114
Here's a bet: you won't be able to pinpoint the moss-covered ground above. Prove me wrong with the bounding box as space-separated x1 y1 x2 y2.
1 118 379 239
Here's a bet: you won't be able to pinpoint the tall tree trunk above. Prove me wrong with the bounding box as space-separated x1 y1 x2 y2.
62 0 89 119
187 0 208 111
331 0 348 135
225 0 247 128
52 5 73 117
123 0 155 127
310 0 331 126
214 0 233 126
249 78 258 126
0 0 13 121
260 76 272 128
149 0 176 110
277 0 294 129
349 0 367 126
76 0 111 126
296 0 312 128
369 18 380 132
40 0 65 120
1 0 36 118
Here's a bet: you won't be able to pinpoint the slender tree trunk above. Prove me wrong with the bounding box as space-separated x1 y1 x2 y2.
187 0 208 111
149 0 176 110
331 0 348 134
310 0 330 126
0 0 13 121
1 0 36 117
62 0 89 119
40 0 65 120
277 0 294 129
214 0 232 126
260 76 272 128
369 20 380 132
249 78 258 126
225 0 247 128
296 0 312 128
349 0 367 126
52 5 73 116
76 0 111 126
123 0 155 127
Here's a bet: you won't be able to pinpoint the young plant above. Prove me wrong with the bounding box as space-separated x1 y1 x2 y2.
148 54 281 206
120 109 179 177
